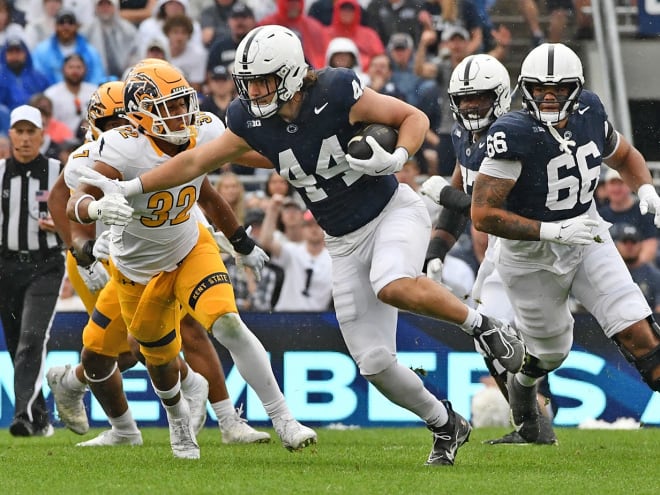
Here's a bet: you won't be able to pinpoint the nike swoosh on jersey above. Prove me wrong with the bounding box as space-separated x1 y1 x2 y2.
578 106 590 115
314 103 329 114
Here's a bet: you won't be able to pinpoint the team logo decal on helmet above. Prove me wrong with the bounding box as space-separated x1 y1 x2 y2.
123 64 199 145
87 81 126 140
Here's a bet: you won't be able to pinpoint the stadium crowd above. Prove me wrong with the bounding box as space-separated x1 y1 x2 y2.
0 0 619 312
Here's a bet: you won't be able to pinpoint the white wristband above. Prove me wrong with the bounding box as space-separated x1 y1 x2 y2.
638 183 657 202
124 177 143 197
392 147 409 173
539 222 560 241
74 194 95 224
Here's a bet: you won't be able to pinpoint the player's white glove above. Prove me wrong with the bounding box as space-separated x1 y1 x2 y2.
638 184 660 228
78 167 143 197
426 258 444 284
236 245 269 283
539 215 599 245
420 176 451 204
92 230 112 261
346 137 408 176
76 261 109 293
87 194 134 226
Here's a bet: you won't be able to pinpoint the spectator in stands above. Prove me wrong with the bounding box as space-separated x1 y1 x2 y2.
163 14 207 91
118 0 158 26
259 0 329 69
0 132 9 157
599 168 658 265
44 53 98 137
611 223 660 312
386 33 422 106
81 0 138 80
226 207 285 311
214 171 246 225
324 0 384 72
24 0 61 49
28 92 72 144
206 2 256 70
0 36 49 110
366 0 422 46
0 0 24 47
550 0 593 41
366 53 405 100
199 0 237 47
259 196 333 311
414 24 471 176
325 37 368 85
137 0 203 48
517 0 593 45
128 33 170 71
200 64 235 122
31 9 107 85
308 0 370 26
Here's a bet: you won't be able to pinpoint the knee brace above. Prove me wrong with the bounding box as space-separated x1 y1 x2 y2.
520 354 559 380
611 315 660 391
615 340 660 392
358 346 396 377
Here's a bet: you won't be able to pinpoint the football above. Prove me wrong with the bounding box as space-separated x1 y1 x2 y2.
347 124 398 160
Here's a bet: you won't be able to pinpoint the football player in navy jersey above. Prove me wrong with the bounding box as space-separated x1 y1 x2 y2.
78 25 527 466
421 54 558 444
469 43 660 444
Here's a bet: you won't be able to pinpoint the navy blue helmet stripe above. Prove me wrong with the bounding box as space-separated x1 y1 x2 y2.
547 45 555 77
240 26 264 70
463 56 474 86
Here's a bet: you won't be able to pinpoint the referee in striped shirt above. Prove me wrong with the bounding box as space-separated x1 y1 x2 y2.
1 105 64 437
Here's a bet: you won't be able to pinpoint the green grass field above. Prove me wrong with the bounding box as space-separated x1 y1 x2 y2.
1 426 657 495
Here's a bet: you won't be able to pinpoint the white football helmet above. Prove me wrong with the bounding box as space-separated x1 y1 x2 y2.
233 25 308 118
448 54 511 132
518 43 584 125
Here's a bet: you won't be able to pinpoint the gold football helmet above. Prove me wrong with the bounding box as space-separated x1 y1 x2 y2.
87 81 126 140
123 63 199 145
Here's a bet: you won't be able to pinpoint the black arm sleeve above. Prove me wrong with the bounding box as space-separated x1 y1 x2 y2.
439 187 472 214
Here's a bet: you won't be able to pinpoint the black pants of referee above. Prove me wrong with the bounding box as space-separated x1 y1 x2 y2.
0 250 64 430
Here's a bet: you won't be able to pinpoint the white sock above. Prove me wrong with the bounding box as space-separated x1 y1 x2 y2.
108 409 140 434
63 365 87 392
212 399 236 424
180 366 204 395
459 307 483 335
163 397 189 421
211 314 290 420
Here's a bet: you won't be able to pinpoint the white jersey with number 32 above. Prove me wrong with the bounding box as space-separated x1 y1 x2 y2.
97 112 224 284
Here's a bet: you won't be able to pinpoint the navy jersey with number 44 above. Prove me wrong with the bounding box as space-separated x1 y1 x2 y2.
486 90 609 222
226 67 398 236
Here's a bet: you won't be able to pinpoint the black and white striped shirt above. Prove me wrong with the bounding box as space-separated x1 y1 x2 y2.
0 155 62 253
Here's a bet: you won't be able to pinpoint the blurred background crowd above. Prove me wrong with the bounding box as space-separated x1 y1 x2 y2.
1 0 657 313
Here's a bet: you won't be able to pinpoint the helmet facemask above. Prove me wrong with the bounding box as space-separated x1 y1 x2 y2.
124 65 199 145
234 73 285 118
450 91 499 132
143 90 199 145
520 79 582 126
